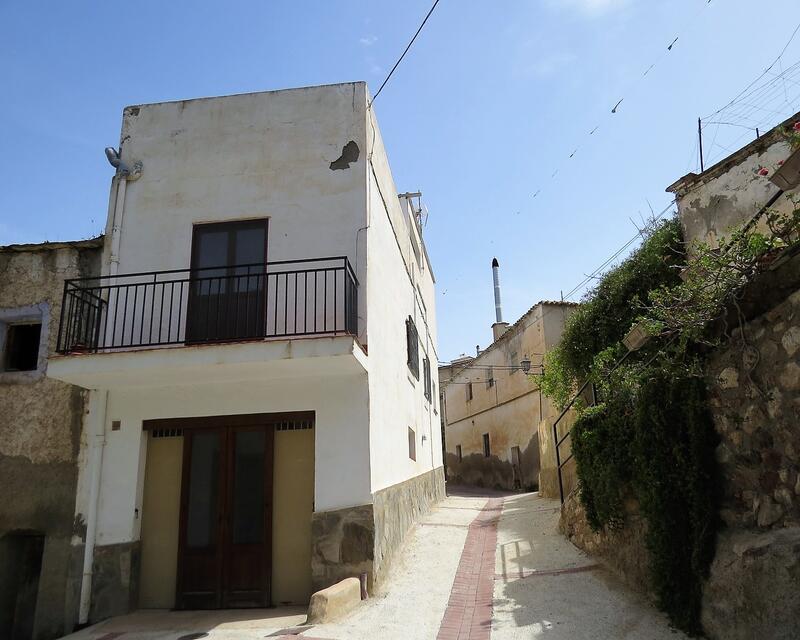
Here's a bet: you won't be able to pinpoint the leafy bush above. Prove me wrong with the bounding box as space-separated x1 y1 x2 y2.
540 216 721 635
539 218 684 408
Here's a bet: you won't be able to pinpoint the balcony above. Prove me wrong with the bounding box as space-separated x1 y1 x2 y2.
48 257 365 389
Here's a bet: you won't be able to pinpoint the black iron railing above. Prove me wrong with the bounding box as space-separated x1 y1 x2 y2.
56 257 358 354
552 380 596 504
554 349 634 503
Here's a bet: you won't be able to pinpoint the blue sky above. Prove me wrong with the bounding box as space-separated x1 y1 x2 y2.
2 1 799 361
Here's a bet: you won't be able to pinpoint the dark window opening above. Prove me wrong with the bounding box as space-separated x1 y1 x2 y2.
483 433 491 458
466 382 473 401
456 444 462 462
3 323 42 372
486 366 494 388
423 357 432 401
406 317 419 379
408 427 416 461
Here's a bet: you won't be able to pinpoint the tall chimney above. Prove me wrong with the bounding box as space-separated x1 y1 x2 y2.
491 258 510 342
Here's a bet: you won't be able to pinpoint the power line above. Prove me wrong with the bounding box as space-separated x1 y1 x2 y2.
369 0 442 107
528 0 715 205
702 20 800 121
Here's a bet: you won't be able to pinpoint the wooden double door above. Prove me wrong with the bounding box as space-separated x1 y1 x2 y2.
176 424 274 609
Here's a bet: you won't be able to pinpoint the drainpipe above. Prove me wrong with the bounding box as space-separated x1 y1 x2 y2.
78 389 108 626
108 176 127 277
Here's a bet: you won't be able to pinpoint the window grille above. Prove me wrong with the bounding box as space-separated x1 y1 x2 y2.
152 428 183 438
406 316 419 379
423 357 432 401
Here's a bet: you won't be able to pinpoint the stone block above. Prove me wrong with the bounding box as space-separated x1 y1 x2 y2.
717 367 739 389
781 326 800 356
702 527 800 640
756 497 783 528
306 577 362 624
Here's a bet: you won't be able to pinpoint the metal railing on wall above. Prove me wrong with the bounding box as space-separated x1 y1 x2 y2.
56 256 358 354
552 379 596 504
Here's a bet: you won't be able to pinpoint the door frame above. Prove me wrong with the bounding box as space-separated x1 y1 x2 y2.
186 218 270 343
144 411 313 609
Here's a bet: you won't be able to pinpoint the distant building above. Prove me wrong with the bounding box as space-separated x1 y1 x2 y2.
4 82 444 629
0 238 102 640
440 259 576 492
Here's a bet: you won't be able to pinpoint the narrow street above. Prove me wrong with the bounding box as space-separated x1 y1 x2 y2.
66 489 686 640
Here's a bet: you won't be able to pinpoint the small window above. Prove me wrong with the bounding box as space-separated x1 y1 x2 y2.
406 317 419 380
423 357 432 401
4 323 42 372
456 444 462 462
408 427 416 461
486 366 494 389
483 433 491 458
466 382 473 401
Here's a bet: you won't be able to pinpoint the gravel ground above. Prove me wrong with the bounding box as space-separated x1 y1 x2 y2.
311 492 489 640
61 489 689 640
492 492 688 640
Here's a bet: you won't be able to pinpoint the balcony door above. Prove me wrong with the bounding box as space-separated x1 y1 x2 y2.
186 219 268 342
176 425 274 609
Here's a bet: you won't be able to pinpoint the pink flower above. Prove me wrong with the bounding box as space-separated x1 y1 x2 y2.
758 167 770 176
793 122 800 131
778 160 785 166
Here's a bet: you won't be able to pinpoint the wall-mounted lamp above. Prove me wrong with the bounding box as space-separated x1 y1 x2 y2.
520 355 532 373
622 321 652 352
770 146 800 191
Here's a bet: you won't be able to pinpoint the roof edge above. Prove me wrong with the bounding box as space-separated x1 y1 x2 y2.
667 110 800 195
0 236 104 253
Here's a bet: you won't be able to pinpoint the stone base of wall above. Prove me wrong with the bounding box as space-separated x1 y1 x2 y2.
559 490 651 596
702 526 800 640
311 504 375 593
89 541 140 624
372 466 445 588
311 468 446 594
444 453 519 491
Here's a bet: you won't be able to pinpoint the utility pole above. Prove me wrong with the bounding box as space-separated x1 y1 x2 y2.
698 117 705 173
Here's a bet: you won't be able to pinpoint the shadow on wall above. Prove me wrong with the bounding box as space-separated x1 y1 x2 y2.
445 433 540 492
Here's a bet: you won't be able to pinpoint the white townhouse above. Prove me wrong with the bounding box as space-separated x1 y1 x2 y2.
47 82 443 623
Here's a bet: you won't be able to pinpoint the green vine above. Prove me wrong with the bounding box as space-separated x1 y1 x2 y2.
540 193 800 634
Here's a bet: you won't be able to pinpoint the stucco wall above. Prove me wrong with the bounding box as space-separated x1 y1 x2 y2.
364 102 443 494
108 82 369 346
670 133 797 250
92 373 370 551
0 242 101 640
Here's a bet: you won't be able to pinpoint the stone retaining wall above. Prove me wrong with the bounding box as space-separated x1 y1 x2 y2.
558 274 800 639
559 491 651 596
310 466 446 594
372 466 446 587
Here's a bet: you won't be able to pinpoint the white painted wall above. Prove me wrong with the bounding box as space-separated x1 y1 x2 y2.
364 104 442 494
106 83 369 346
93 373 370 546
68 83 440 555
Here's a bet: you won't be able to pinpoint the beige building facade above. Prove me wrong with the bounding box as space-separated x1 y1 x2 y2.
441 301 576 492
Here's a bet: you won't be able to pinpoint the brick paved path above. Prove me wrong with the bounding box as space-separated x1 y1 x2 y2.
436 498 504 640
